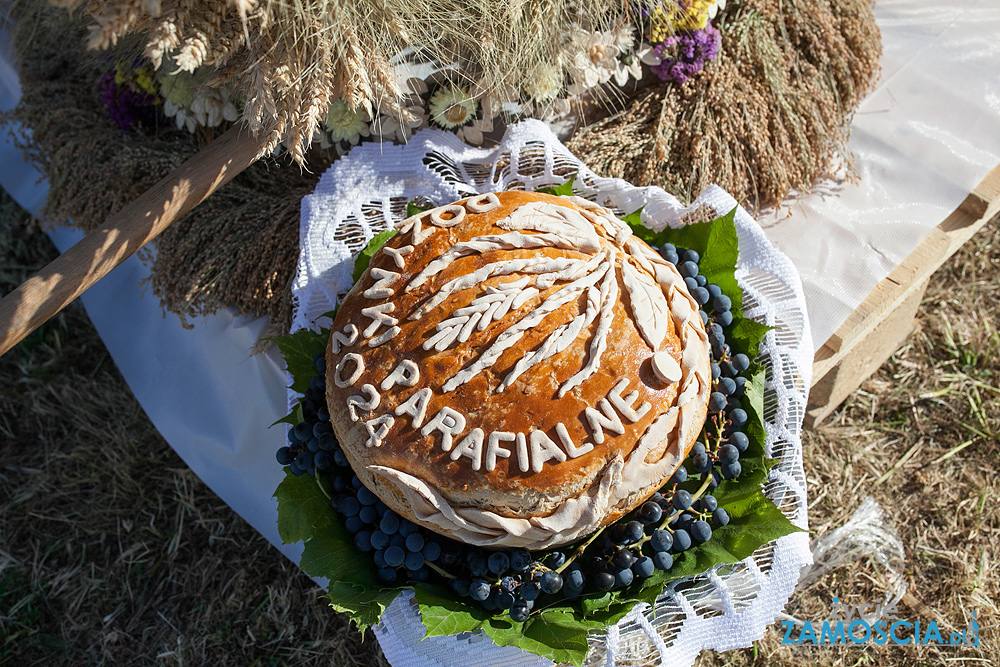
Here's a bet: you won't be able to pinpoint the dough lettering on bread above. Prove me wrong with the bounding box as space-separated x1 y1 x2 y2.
325 191 712 549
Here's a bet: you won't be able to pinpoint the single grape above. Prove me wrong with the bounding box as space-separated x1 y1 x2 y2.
715 310 734 327
632 556 655 578
691 441 706 456
377 567 398 584
305 437 320 453
695 274 707 287
721 361 737 377
354 531 373 553
691 520 713 543
729 408 748 427
615 568 634 588
672 528 692 552
698 494 719 512
404 551 425 571
510 549 532 572
510 601 530 622
481 592 499 612
398 520 418 537
540 571 563 594
653 551 674 571
709 392 728 411
692 452 712 473
718 444 739 464
409 566 430 583
683 249 700 264
293 422 312 442
732 353 751 371
423 541 442 562
722 461 742 479
467 552 488 577
672 512 693 529
497 591 515 609
717 377 737 396
699 310 709 325
712 294 732 312
356 486 377 506
543 552 566 570
520 581 541 601
469 580 491 601
684 276 698 291
638 501 662 524
672 489 693 511
332 475 348 492
379 512 400 535
624 521 644 544
359 505 378 525
276 447 295 465
730 431 749 452
344 516 364 534
451 578 471 597
692 286 710 305
389 533 406 548
339 496 361 517
333 450 349 467
499 576 517 593
294 450 314 471
313 352 326 373
669 465 688 485
317 432 338 451
404 533 424 553
564 568 585 592
439 547 461 567
679 261 699 278
312 421 331 437
317 406 330 422
734 375 747 395
612 549 635 570
371 530 390 551
384 545 406 568
350 476 363 490
595 572 616 590
712 507 731 527
373 549 387 569
488 552 510 575
650 529 673 552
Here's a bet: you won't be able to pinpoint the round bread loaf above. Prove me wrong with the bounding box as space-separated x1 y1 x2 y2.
325 191 711 549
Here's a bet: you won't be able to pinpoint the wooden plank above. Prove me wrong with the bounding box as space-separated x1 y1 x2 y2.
813 164 1000 381
0 125 263 358
806 278 927 427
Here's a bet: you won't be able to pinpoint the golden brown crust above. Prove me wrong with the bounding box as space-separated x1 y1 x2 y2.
325 191 711 548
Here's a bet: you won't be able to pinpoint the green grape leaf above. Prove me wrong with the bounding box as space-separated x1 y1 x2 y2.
300 519 377 587
353 228 397 283
324 582 401 633
271 326 328 394
727 317 773 360
535 174 577 197
274 470 334 544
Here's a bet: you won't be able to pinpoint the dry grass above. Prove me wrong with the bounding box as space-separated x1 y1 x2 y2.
1 185 997 665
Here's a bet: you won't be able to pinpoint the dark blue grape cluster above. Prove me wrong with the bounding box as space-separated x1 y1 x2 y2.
275 244 754 622
274 353 353 477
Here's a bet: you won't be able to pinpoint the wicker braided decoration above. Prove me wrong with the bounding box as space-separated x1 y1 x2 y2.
7 0 879 328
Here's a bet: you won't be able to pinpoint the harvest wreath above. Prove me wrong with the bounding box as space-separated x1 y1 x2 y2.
271 182 799 664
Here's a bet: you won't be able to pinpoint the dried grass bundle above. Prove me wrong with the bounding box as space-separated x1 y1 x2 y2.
51 0 630 162
567 0 882 209
6 2 317 329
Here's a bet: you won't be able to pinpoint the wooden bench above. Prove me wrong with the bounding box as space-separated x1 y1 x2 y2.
807 164 1000 426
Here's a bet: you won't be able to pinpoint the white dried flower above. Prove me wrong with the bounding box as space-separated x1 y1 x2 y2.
371 104 426 143
428 85 476 129
324 99 371 144
566 24 638 94
524 62 563 103
190 87 239 127
456 115 494 146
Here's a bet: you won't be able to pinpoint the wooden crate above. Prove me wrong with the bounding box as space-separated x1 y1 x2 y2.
806 164 1000 426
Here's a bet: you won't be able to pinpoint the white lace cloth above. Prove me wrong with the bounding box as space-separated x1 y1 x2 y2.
292 120 813 666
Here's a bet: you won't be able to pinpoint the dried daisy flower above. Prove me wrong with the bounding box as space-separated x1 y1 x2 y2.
428 85 477 129
324 99 370 144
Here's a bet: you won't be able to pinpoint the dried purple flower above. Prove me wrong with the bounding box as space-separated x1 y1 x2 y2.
651 22 721 84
